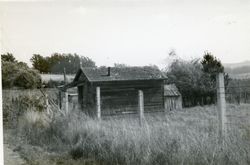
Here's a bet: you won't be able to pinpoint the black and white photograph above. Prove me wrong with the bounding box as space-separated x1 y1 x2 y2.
0 0 250 164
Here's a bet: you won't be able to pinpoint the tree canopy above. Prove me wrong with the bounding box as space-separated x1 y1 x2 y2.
166 52 227 107
201 52 224 73
30 54 50 73
166 59 213 106
1 53 17 63
30 53 96 74
201 52 224 82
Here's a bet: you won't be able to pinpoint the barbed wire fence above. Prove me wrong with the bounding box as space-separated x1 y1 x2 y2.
225 85 250 104
216 73 250 146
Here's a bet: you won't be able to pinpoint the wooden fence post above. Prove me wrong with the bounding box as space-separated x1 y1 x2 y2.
238 81 241 105
216 73 227 144
45 94 49 114
63 67 68 114
65 91 69 114
138 90 144 126
96 86 101 119
58 91 62 109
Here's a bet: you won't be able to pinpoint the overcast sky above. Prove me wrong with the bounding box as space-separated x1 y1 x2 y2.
0 0 250 68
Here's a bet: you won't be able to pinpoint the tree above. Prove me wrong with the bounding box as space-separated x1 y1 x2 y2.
1 53 17 63
167 59 203 106
17 61 29 68
166 52 231 107
30 53 96 74
201 52 224 79
201 51 230 87
49 53 96 74
166 57 222 107
1 53 41 89
198 52 228 105
30 54 50 73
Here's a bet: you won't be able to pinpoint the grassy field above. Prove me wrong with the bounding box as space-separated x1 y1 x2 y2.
41 74 75 83
3 89 250 165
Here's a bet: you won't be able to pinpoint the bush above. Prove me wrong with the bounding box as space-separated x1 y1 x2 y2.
18 110 52 145
3 91 47 128
2 61 41 89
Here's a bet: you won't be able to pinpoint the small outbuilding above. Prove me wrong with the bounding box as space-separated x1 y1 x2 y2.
61 66 182 117
164 84 182 111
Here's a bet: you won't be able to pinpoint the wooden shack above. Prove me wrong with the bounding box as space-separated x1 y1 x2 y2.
61 66 181 117
164 84 182 111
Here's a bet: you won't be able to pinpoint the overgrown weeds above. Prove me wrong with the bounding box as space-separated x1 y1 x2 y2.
2 89 57 128
17 104 250 165
3 90 250 164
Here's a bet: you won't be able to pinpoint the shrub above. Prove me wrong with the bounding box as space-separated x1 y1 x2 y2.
2 91 47 128
2 61 41 89
18 110 51 145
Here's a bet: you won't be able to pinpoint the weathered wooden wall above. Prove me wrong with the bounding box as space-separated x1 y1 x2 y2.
77 85 83 107
78 80 165 115
164 96 182 111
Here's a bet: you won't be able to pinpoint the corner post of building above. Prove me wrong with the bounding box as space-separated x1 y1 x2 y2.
163 84 167 111
96 86 101 119
138 90 144 126
216 73 227 145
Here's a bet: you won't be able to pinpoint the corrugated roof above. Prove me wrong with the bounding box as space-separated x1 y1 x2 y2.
164 84 181 96
79 66 166 82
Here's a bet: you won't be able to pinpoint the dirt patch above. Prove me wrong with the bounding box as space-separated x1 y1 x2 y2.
3 129 26 165
3 129 91 165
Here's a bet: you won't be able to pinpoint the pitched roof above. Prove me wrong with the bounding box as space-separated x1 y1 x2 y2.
164 84 181 96
58 66 167 91
76 66 166 82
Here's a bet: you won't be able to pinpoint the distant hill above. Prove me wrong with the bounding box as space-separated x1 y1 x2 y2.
224 61 250 79
227 73 250 79
224 60 250 69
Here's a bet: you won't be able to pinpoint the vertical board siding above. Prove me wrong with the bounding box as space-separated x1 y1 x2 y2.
164 97 182 111
86 80 164 115
77 85 83 108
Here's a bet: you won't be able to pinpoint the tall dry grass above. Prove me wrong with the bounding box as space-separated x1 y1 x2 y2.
16 103 250 165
